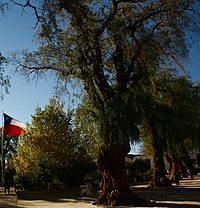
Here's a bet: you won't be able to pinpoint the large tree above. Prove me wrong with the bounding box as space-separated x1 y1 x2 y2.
12 0 200 206
159 73 200 179
140 69 200 186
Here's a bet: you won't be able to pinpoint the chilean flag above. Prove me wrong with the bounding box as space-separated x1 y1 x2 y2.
2 113 26 136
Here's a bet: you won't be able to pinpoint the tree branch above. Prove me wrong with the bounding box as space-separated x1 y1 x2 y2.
95 0 119 38
11 0 44 28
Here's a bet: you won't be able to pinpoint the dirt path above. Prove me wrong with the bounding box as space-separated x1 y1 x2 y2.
1 175 200 208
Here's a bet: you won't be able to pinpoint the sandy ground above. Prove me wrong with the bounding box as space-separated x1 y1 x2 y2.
1 175 200 208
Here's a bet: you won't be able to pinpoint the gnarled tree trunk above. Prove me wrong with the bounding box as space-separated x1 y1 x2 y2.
93 144 147 206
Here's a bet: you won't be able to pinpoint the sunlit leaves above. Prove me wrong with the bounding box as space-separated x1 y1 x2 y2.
14 99 76 174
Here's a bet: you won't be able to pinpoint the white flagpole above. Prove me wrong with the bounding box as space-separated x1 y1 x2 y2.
1 111 4 187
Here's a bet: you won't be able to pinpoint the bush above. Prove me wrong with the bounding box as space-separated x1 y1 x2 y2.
126 159 152 182
13 173 33 190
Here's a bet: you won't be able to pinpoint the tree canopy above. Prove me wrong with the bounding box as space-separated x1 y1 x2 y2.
12 0 200 145
139 68 200 186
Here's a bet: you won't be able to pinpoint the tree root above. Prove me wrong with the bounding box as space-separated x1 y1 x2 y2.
149 178 172 188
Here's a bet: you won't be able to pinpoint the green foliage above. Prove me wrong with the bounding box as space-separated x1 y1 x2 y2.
140 69 200 180
60 157 97 187
126 159 151 180
0 131 19 178
13 99 96 189
0 131 19 159
13 173 33 190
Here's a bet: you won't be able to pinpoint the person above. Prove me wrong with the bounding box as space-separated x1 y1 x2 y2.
3 175 10 195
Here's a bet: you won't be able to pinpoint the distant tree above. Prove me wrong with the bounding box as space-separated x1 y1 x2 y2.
13 99 94 189
160 74 200 179
12 0 200 205
141 70 200 186
166 79 200 179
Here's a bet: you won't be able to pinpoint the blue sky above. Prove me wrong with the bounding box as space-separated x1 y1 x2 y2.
0 5 56 124
0 5 200 154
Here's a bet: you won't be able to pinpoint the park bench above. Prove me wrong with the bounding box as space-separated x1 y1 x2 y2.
80 183 92 196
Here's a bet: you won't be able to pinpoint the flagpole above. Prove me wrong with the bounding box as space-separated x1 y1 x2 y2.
1 111 4 187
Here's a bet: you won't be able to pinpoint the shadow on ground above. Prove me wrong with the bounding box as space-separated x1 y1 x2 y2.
0 203 17 208
129 178 200 208
0 192 17 208
16 188 98 203
2 177 200 208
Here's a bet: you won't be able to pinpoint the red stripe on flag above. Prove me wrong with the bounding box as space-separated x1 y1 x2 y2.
3 124 25 137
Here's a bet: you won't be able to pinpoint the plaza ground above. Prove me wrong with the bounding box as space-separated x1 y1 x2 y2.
1 175 200 208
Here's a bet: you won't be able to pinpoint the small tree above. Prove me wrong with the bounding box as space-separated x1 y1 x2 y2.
13 99 95 189
141 69 200 186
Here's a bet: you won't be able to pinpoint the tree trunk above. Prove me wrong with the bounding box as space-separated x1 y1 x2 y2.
179 159 188 178
168 158 176 180
167 155 180 185
166 154 187 179
197 153 200 167
166 155 172 177
183 155 196 179
149 151 171 187
148 121 171 187
92 144 147 206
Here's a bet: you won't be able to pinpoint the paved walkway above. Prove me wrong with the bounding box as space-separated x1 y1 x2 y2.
0 175 200 207
0 187 17 208
131 175 200 208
